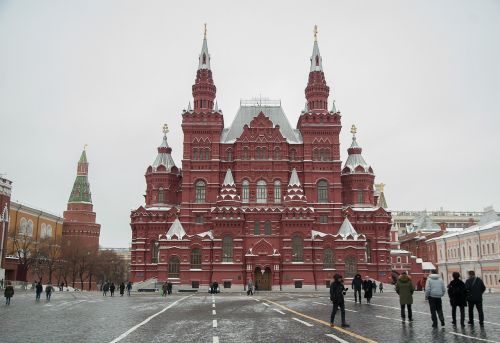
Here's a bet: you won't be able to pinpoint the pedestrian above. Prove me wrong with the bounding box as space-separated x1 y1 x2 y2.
254 282 258 295
4 281 14 305
167 281 173 295
60 282 64 291
0 278 3 289
396 272 414 321
330 274 350 328
45 284 53 301
425 270 446 328
363 277 373 304
247 279 254 296
103 282 109 296
126 281 132 296
351 274 362 303
372 281 377 294
110 283 115 297
465 270 486 327
162 282 168 297
379 282 383 293
448 272 467 327
119 282 125 296
35 281 43 301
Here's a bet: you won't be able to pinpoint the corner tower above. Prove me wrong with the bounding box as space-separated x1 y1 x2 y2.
63 147 101 250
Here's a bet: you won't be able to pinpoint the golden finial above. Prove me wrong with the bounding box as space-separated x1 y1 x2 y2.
163 124 169 135
204 23 207 39
350 124 357 137
84 144 88 151
314 25 318 41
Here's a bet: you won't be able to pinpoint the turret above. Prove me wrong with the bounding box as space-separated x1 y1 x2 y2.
304 25 329 112
192 24 217 112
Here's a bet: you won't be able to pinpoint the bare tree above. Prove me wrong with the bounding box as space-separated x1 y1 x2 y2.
8 229 40 282
38 237 63 284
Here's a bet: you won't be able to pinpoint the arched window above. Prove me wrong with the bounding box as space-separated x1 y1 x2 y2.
254 221 260 235
27 220 34 237
317 180 328 203
243 147 249 160
264 221 272 235
151 241 159 263
193 148 198 160
19 218 27 235
222 236 233 262
273 147 280 160
195 180 206 203
289 149 296 161
345 256 357 277
323 248 333 268
242 180 249 203
158 187 164 203
366 240 372 263
256 147 261 159
204 148 210 160
313 149 319 161
226 148 233 161
46 225 52 238
256 180 267 203
40 223 47 238
357 190 363 204
168 256 180 278
274 180 281 204
191 248 201 269
292 235 303 262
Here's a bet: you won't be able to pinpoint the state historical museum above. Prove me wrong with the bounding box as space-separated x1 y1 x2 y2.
130 29 392 291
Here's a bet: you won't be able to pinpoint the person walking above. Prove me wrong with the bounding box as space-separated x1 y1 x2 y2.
247 279 254 296
396 272 414 321
465 270 486 327
110 283 116 297
0 278 4 289
425 270 446 328
363 277 373 304
126 281 132 296
45 284 53 302
35 281 43 301
372 281 377 294
167 281 173 295
379 282 384 293
448 272 467 327
330 274 350 328
4 281 14 305
103 282 109 296
119 282 125 297
351 274 362 303
162 282 168 297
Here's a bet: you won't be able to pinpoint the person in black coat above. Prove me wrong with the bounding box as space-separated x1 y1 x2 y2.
119 282 125 296
110 283 116 297
351 274 362 303
363 277 373 304
447 272 467 327
465 270 486 326
330 274 349 328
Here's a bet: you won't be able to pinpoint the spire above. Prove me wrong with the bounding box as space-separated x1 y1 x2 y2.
68 147 92 203
216 169 241 205
305 25 329 111
222 169 235 186
375 183 388 209
213 100 219 112
331 100 337 113
284 168 307 205
192 24 217 112
337 217 359 239
152 124 176 172
198 23 211 70
187 101 192 111
288 168 301 187
343 124 372 174
166 218 186 240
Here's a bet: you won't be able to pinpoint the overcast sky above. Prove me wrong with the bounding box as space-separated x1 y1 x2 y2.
1 0 499 248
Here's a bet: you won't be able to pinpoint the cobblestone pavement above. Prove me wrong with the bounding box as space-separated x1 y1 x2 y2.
1 289 499 342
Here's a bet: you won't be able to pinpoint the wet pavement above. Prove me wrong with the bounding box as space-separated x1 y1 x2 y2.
1 288 499 342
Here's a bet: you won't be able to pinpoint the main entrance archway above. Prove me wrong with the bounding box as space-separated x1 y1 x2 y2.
254 267 272 291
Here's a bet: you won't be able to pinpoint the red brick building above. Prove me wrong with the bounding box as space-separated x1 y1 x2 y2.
130 31 392 291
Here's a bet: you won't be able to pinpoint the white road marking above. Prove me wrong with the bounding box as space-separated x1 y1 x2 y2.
212 303 215 308
325 333 351 343
273 308 285 315
252 298 260 302
263 303 270 307
375 315 403 323
212 310 216 315
292 317 314 327
448 332 500 343
345 309 358 312
313 301 328 306
213 337 219 343
213 319 218 328
108 295 192 343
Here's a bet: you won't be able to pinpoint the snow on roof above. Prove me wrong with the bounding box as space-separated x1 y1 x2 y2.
337 217 359 238
421 262 436 270
428 220 500 241
390 249 410 255
166 218 186 240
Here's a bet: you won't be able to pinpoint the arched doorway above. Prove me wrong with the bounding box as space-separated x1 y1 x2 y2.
254 267 272 291
345 256 357 278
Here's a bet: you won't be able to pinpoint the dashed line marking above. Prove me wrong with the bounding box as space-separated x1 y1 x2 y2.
375 315 403 323
213 319 217 328
212 303 215 308
313 301 328 306
345 309 357 313
213 337 219 343
263 303 270 307
212 310 216 315
325 333 351 343
292 317 314 327
273 308 285 315
448 332 500 343
252 298 260 302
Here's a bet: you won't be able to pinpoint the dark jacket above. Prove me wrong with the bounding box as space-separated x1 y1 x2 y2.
119 283 125 293
351 275 362 290
330 280 345 304
4 285 14 298
36 284 43 294
465 277 486 302
448 279 467 307
395 274 414 305
45 285 53 293
363 280 373 298
110 284 115 291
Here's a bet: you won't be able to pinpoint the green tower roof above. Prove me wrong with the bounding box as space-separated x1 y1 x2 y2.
68 148 92 203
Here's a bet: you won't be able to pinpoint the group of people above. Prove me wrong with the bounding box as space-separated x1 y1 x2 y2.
209 281 219 294
161 281 173 296
330 270 487 329
102 281 132 297
35 282 54 302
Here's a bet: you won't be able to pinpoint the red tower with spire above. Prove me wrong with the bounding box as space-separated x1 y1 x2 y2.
129 26 392 289
63 148 101 251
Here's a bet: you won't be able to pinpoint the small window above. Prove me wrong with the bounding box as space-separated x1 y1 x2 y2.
158 187 164 203
292 235 303 262
274 180 281 204
294 280 303 288
357 190 363 204
273 147 280 160
226 148 233 161
325 280 331 288
317 180 328 203
242 180 249 203
191 248 201 269
195 215 204 224
223 281 232 289
195 180 206 203
254 221 260 235
243 147 249 160
323 248 333 268
289 149 296 161
320 215 328 224
256 180 267 203
192 281 200 289
193 148 198 160
168 256 180 278
264 221 272 235
222 236 233 262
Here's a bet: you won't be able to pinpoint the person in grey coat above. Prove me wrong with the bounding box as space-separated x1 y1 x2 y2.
465 270 486 326
425 270 446 328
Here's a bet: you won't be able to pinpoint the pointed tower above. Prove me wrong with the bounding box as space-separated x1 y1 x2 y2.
305 25 330 112
341 125 375 207
216 169 241 206
192 23 217 112
63 147 101 250
145 124 181 207
283 168 308 206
